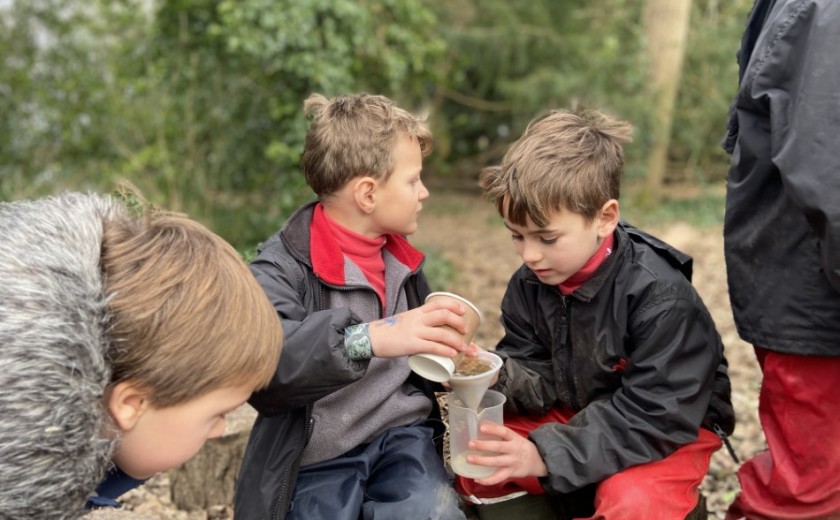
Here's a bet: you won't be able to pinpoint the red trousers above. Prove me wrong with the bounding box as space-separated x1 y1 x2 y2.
455 406 722 520
726 347 840 520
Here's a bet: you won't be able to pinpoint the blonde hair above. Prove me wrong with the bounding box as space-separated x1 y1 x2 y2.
101 211 282 407
300 92 433 197
481 109 632 227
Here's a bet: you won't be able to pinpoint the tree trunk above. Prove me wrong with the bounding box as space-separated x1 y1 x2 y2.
642 0 693 203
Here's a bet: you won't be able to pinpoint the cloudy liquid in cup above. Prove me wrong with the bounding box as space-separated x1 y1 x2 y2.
454 357 492 377
450 450 497 479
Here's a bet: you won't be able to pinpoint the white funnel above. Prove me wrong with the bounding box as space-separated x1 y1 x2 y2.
448 350 502 410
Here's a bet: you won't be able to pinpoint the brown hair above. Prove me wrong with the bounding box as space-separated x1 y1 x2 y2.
100 211 282 407
300 92 433 198
480 109 632 227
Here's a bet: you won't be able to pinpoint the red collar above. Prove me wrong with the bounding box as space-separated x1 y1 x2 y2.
558 233 614 296
310 203 424 285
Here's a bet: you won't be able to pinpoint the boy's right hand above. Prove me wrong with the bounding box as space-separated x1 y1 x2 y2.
468 423 549 485
367 299 477 359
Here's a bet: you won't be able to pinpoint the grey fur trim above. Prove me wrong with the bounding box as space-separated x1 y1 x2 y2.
0 193 123 519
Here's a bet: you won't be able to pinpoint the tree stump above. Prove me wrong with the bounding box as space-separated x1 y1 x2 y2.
168 405 257 510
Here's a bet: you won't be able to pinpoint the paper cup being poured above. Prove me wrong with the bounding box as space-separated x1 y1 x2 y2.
408 292 483 383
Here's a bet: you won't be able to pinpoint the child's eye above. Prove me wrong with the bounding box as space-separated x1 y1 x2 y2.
540 237 558 245
511 234 523 241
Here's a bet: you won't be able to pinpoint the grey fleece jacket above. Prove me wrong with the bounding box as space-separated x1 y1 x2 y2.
0 193 123 519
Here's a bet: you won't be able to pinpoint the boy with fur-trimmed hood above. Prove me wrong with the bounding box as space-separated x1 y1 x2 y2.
0 192 282 518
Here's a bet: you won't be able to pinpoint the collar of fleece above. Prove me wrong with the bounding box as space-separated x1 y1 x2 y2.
310 203 424 286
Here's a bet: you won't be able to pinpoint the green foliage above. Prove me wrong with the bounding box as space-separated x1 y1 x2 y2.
422 0 650 177
422 0 753 186
0 0 443 248
622 185 726 229
671 0 754 182
421 249 457 292
0 0 754 244
0 0 115 200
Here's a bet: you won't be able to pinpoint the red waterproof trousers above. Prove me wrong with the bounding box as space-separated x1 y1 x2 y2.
726 347 840 520
455 406 722 520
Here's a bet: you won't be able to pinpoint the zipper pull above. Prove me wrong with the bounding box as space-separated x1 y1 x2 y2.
712 423 740 464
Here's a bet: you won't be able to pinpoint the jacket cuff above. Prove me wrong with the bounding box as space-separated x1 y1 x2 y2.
344 323 373 360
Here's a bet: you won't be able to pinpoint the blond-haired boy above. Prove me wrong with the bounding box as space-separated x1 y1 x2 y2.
234 93 474 520
0 192 282 517
456 110 735 519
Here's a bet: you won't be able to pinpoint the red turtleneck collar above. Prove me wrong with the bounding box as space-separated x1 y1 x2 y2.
558 232 614 296
309 203 424 287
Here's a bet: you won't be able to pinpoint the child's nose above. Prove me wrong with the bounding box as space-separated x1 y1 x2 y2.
521 242 542 263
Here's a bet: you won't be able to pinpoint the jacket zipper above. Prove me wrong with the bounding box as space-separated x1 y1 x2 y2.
272 406 315 520
712 423 740 463
269 249 418 518
270 277 381 518
558 295 580 409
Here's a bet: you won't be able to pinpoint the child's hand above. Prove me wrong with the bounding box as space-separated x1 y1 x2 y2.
467 423 548 485
368 299 479 358
441 342 492 390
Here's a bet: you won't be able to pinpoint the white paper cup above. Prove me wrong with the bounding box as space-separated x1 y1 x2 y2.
409 292 483 383
424 292 483 344
408 353 456 383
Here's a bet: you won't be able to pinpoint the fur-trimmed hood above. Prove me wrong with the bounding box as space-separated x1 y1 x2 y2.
0 192 124 519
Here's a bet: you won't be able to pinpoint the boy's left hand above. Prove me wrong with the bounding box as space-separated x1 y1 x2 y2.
467 423 548 485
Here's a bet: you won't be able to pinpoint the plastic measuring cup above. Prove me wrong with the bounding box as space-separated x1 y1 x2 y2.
447 390 506 479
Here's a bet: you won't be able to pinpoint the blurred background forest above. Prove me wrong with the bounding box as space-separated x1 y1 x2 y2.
1 0 754 252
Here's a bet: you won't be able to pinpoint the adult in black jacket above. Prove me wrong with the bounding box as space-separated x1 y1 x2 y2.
722 1 840 518
455 110 735 519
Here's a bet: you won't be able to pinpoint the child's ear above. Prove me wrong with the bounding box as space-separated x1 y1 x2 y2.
598 199 620 238
352 176 378 214
106 381 150 432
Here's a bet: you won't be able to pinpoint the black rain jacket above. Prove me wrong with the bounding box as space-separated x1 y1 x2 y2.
722 0 840 355
493 223 735 494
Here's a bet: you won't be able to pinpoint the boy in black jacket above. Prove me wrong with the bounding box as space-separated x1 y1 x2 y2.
234 93 475 520
456 110 735 519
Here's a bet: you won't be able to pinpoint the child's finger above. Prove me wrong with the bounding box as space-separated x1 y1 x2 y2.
422 298 466 315
422 323 467 351
424 308 468 334
478 422 510 439
474 469 511 486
